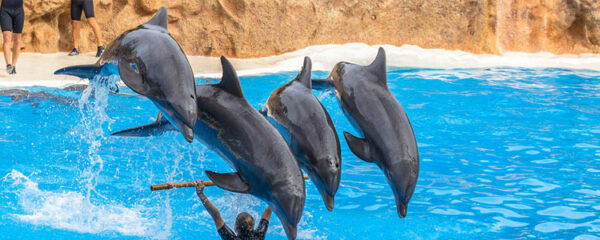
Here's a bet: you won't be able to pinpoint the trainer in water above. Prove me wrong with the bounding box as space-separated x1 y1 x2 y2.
196 180 272 240
1 0 24 74
68 0 104 57
262 57 341 211
315 48 419 218
55 7 198 142
112 57 305 240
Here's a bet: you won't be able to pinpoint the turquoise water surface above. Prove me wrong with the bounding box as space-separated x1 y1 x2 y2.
0 67 599 239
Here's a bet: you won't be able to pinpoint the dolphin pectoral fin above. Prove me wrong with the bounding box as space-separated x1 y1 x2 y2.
343 131 373 163
205 171 250 193
145 7 168 29
111 119 176 137
54 64 100 79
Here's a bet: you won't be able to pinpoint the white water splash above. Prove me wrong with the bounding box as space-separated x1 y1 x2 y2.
71 78 115 201
3 169 158 237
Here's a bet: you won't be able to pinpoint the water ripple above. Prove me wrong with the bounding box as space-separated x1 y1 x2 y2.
537 206 595 220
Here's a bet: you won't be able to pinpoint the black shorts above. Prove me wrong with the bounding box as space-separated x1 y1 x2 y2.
71 0 95 21
0 7 24 33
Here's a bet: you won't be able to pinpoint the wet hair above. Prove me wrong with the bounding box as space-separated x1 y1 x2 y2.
234 212 255 235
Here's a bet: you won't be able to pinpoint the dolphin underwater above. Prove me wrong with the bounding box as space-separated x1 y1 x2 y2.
261 57 341 211
314 48 419 217
54 7 197 142
113 57 306 240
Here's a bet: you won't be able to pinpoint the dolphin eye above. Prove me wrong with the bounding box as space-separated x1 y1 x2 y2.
130 63 139 73
190 94 194 99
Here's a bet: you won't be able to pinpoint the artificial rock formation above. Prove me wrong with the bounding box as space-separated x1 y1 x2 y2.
10 0 600 56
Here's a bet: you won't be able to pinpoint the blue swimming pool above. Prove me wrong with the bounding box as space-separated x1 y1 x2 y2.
0 67 599 239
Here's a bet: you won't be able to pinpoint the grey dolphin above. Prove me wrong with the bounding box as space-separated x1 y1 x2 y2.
261 57 341 211
0 89 77 106
315 48 419 217
54 7 197 142
113 57 305 240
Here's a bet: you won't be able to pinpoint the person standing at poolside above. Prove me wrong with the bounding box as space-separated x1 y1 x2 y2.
69 0 104 57
1 0 24 75
196 180 273 240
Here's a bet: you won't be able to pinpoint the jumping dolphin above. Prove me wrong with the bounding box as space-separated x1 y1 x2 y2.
314 48 419 218
261 57 341 211
54 7 197 142
113 57 305 240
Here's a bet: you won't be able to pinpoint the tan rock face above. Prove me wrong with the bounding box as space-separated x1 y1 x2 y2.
9 0 600 56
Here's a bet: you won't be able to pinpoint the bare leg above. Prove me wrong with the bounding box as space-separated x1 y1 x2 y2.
87 17 103 46
72 20 80 49
11 33 21 66
2 31 12 66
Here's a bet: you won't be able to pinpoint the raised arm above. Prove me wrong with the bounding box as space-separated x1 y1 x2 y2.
195 180 225 229
255 206 273 238
261 206 272 222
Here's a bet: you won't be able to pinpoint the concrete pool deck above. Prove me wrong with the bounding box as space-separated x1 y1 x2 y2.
2 43 600 87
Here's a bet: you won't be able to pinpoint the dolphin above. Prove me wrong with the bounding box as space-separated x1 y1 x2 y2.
0 89 77 106
314 48 419 217
54 7 197 142
261 57 341 211
112 57 305 239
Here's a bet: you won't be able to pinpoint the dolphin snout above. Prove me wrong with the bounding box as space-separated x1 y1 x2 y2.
151 98 196 143
324 193 335 211
168 96 197 142
181 124 194 143
271 183 305 240
386 160 417 218
397 201 408 218
173 100 197 129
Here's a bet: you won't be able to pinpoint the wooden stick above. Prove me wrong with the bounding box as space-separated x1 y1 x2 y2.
151 174 309 191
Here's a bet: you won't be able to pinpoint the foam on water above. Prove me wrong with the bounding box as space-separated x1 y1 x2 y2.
3 169 157 237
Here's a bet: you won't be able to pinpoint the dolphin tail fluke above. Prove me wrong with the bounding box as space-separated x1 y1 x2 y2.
54 64 100 79
343 131 373 163
111 118 176 137
311 78 333 90
205 171 250 193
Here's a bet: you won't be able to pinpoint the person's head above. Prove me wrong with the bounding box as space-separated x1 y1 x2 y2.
234 212 255 235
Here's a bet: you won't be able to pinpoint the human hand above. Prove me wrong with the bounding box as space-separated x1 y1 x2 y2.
195 180 205 197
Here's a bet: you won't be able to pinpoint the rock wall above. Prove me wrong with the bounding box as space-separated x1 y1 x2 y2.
10 0 600 57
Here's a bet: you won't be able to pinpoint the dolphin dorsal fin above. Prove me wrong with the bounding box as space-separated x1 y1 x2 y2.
145 7 168 29
368 47 387 85
294 57 312 88
219 56 245 98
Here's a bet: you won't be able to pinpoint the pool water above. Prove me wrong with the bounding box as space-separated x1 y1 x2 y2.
0 67 599 239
